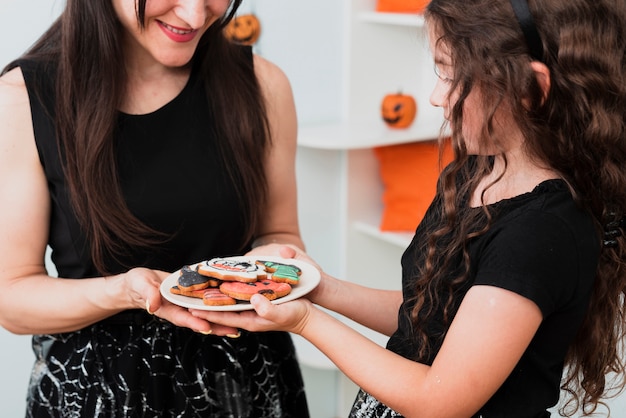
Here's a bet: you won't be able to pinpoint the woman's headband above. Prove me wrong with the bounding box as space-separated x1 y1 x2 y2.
508 0 544 62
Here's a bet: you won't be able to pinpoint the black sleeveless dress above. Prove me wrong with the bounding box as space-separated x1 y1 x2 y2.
18 56 309 418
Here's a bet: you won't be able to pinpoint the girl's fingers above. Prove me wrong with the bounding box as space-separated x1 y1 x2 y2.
278 245 297 259
250 293 273 317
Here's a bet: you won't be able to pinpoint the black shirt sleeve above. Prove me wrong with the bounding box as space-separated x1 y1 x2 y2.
472 206 595 317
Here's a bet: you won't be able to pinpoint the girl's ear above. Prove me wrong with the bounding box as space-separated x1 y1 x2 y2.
530 61 551 103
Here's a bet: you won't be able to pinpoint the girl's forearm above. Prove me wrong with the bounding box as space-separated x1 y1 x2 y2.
314 272 403 337
300 306 429 417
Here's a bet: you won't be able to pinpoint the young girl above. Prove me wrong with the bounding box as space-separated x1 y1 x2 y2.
0 0 308 416
193 0 626 416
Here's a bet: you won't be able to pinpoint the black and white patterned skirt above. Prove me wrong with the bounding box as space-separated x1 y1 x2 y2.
349 389 402 418
25 310 309 418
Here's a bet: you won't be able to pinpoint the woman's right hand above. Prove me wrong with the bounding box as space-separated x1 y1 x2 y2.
118 267 239 336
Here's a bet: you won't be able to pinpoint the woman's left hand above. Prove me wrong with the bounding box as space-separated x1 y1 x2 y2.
189 294 312 335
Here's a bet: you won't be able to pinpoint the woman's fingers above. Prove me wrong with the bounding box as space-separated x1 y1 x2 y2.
209 323 241 338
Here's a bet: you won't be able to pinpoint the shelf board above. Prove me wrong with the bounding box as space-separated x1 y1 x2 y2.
298 114 443 150
353 221 413 248
358 11 425 27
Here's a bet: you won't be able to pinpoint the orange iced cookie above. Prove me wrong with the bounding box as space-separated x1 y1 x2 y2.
219 280 291 301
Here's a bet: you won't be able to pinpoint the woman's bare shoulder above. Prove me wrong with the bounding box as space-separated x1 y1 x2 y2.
252 54 292 93
0 66 36 153
0 67 29 108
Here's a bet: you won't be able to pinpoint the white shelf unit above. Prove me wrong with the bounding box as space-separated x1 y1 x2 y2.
294 0 443 373
358 10 426 27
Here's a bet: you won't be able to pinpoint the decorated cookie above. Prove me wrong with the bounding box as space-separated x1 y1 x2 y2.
202 288 237 306
256 260 301 285
170 285 207 299
177 265 211 291
219 280 292 301
198 258 267 283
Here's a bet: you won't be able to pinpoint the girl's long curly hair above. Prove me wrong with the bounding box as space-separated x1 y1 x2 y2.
417 0 626 414
3 0 270 274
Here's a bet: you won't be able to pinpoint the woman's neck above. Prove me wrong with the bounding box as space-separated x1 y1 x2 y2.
119 64 191 115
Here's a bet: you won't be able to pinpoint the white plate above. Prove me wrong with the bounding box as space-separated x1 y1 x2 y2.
160 255 321 311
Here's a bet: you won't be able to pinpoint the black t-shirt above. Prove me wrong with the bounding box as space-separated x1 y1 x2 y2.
386 179 599 417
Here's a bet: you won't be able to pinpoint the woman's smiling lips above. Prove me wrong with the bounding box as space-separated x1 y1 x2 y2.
158 21 199 43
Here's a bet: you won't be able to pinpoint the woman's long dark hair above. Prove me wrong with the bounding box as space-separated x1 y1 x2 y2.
3 0 270 274
417 0 626 414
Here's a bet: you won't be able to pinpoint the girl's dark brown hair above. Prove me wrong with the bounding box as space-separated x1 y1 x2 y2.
420 0 626 414
3 0 270 274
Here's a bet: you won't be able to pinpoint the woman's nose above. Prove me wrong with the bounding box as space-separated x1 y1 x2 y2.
175 0 208 29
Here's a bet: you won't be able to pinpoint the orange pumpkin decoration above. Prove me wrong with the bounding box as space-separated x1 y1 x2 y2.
381 93 417 129
224 14 261 46
376 0 430 14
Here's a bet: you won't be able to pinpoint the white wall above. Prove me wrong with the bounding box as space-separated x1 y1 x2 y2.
2 1 626 417
251 0 344 125
0 0 64 66
0 2 64 416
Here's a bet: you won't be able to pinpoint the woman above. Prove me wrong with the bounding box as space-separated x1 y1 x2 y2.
194 0 626 416
0 0 308 416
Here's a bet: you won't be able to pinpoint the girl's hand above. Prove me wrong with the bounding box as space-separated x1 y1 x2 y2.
246 244 329 306
246 242 305 259
190 294 313 335
252 243 323 274
191 244 321 334
250 294 312 334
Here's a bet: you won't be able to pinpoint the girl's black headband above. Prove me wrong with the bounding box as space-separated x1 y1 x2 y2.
508 0 544 62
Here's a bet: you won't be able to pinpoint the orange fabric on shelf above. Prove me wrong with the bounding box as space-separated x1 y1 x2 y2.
374 139 453 232
376 0 430 13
